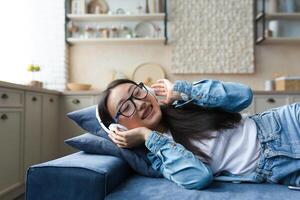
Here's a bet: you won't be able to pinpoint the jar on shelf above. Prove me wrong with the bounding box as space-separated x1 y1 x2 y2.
110 26 119 38
67 21 80 38
98 28 109 38
119 25 133 38
84 25 95 38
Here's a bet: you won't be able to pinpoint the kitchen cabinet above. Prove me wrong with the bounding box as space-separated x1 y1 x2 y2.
0 109 24 198
24 92 43 174
0 88 24 199
0 84 60 199
59 95 97 156
290 95 300 103
253 95 289 113
41 94 60 162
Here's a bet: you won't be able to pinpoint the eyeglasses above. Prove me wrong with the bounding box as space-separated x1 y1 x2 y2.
113 82 149 122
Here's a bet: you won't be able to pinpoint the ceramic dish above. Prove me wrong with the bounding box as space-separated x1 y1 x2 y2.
132 63 165 86
134 22 156 38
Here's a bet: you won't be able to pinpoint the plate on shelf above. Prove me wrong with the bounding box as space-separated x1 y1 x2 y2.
132 63 165 86
134 22 156 38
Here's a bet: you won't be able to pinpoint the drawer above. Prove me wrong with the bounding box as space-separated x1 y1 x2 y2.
61 96 95 113
254 95 289 113
289 96 300 104
0 88 24 108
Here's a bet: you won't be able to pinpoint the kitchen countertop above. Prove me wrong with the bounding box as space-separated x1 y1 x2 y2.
0 80 102 95
0 80 60 95
1 80 300 95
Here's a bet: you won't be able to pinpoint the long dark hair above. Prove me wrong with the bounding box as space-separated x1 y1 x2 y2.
98 79 241 163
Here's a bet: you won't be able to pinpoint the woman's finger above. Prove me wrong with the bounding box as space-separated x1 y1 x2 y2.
109 134 127 146
154 91 167 96
111 131 126 143
152 87 166 92
151 84 164 89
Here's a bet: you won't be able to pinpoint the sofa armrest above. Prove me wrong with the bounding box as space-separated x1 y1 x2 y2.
26 152 132 200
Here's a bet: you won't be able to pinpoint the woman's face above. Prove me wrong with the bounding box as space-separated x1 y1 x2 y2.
107 83 162 130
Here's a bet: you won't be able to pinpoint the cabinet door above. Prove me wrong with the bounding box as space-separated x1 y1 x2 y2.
254 95 289 113
94 95 101 104
24 92 42 173
290 96 300 104
0 110 23 195
41 94 59 162
59 96 95 156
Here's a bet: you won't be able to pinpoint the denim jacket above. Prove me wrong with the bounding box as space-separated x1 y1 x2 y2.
144 80 256 190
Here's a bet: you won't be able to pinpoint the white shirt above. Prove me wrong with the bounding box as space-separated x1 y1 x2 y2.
165 115 261 175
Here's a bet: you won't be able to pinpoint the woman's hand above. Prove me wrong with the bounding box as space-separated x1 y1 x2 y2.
108 127 151 148
151 79 181 105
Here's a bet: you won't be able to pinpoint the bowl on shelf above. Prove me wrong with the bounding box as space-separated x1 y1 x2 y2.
67 83 92 91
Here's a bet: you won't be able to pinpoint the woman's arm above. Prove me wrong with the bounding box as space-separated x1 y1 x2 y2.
173 79 253 112
145 131 213 190
108 127 213 189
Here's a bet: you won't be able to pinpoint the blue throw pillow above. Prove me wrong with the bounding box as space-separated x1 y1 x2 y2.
65 133 121 157
65 133 162 178
66 106 162 178
66 105 102 135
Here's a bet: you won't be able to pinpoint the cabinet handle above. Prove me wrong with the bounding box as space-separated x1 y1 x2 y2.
267 98 275 103
1 114 8 120
72 99 80 104
32 96 37 101
50 98 54 103
1 93 8 99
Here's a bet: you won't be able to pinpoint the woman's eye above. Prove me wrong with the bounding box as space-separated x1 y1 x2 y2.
121 104 129 112
133 89 140 96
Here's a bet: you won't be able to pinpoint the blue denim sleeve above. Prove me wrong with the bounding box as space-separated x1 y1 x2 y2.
173 79 253 112
145 131 213 190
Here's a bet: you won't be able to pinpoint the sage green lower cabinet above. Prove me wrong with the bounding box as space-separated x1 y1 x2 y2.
0 109 23 198
59 95 95 156
41 94 60 162
253 95 290 113
24 92 42 174
290 96 300 104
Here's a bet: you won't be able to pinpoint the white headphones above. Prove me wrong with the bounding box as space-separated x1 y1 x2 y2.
95 105 110 133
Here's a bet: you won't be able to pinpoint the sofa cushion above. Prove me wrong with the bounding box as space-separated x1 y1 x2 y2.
26 152 131 200
105 175 300 200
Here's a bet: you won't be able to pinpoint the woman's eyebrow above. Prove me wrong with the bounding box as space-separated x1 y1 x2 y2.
115 85 136 110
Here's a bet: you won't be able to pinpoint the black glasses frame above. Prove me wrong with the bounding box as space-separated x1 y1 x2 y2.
113 82 148 122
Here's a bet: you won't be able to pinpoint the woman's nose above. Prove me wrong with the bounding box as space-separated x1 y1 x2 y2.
134 99 147 111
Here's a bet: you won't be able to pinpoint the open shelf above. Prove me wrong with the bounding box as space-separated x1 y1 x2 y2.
65 0 168 45
67 37 165 44
67 13 166 22
265 13 300 20
255 0 300 44
258 37 300 44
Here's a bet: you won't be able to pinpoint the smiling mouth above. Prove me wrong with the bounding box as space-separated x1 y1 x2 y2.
142 105 153 120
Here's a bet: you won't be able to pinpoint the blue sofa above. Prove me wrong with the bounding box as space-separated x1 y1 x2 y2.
26 152 300 200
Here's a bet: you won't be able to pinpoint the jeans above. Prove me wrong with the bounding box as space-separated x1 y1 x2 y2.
250 102 300 186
